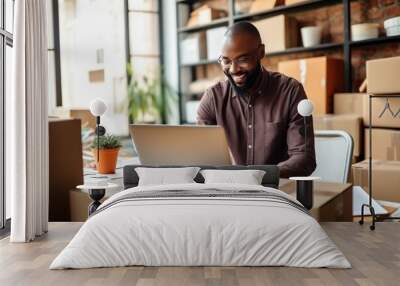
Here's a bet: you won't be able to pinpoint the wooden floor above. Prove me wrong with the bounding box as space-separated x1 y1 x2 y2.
0 222 399 286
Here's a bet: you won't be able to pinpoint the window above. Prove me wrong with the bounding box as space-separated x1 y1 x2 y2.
47 0 60 111
128 0 160 82
51 0 162 134
45 1 162 169
1 0 14 231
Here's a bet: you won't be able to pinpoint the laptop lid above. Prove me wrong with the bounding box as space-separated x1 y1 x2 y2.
129 124 232 165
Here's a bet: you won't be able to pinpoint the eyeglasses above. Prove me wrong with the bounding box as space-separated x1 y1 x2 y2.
217 46 262 69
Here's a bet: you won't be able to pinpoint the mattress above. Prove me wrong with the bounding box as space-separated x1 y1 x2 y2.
50 183 351 269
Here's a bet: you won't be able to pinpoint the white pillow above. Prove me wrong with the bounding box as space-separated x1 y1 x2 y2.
200 169 266 185
135 167 201 186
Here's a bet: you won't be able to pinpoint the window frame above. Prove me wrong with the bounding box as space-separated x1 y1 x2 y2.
0 0 14 233
125 0 165 122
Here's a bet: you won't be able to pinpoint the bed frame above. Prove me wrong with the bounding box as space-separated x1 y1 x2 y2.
123 165 280 189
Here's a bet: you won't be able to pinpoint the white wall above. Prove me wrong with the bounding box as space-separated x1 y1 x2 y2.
162 1 179 124
58 0 128 135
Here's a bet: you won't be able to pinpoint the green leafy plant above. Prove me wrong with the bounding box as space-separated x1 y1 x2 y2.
91 134 122 150
126 64 177 124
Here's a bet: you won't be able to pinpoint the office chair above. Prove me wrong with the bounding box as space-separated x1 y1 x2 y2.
311 130 354 183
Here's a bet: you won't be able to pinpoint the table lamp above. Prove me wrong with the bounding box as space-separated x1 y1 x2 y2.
90 98 107 163
290 99 320 210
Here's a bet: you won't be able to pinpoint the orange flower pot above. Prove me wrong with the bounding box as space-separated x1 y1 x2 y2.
92 148 120 174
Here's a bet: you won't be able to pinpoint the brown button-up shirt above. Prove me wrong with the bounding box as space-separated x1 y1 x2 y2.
196 67 316 178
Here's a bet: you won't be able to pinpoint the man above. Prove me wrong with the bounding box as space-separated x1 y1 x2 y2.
197 21 316 178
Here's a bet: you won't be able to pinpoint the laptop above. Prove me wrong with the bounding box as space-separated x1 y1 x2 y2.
129 124 233 165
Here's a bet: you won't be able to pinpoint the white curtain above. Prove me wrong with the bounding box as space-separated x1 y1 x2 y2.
9 0 49 242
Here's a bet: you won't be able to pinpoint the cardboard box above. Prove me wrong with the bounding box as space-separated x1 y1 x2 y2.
285 0 307 5
52 107 96 129
334 93 367 118
334 93 400 128
253 15 298 53
69 189 109 222
365 128 400 161
235 0 253 14
366 96 400 129
367 56 400 94
206 26 227 61
313 114 362 157
280 179 353 221
180 32 207 65
186 5 228 27
352 160 400 202
278 57 344 114
249 0 283 12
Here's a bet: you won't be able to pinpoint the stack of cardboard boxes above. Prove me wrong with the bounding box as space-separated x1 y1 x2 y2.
180 4 228 65
278 57 344 115
279 55 400 206
277 56 365 162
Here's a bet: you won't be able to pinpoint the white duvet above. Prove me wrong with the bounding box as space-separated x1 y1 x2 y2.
50 183 351 269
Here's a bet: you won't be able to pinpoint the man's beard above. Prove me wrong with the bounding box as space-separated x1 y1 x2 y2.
224 64 262 97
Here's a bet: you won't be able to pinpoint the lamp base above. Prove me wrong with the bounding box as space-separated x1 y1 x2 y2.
296 180 314 210
289 177 320 210
88 188 106 215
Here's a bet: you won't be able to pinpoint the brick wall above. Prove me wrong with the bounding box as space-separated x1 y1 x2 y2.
263 0 400 91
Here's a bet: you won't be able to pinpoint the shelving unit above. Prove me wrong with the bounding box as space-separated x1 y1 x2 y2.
180 59 218 68
267 42 343 57
233 0 343 21
350 35 400 47
360 93 400 230
178 17 229 33
175 0 400 124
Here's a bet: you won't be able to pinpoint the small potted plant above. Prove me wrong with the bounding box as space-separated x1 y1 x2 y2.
91 134 122 174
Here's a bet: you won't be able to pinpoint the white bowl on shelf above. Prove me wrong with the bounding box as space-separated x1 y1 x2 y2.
351 23 379 41
386 26 400 36
300 26 322 47
384 16 400 36
384 16 400 29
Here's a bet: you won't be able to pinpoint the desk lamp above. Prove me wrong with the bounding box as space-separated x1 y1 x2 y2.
90 98 107 163
85 99 109 215
290 99 320 210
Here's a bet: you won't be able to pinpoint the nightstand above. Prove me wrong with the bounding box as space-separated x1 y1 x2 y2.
69 168 125 222
76 183 119 215
280 179 353 221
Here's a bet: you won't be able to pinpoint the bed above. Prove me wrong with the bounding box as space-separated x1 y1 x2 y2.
50 165 351 269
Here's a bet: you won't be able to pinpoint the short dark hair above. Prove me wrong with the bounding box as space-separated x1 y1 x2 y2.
225 21 262 44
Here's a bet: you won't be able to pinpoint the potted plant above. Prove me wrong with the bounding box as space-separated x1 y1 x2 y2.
91 134 122 174
125 64 177 124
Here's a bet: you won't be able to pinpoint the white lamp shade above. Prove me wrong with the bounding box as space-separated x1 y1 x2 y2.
90 98 107 116
297 99 314 117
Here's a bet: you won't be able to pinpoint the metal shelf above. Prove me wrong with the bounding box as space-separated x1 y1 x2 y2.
180 59 218 67
178 18 229 33
350 35 400 47
234 0 342 22
268 42 343 57
370 93 400 97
